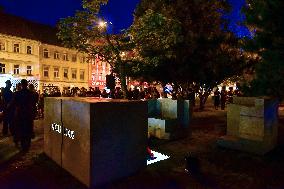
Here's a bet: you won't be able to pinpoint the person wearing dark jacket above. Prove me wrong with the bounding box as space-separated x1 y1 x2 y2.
2 80 13 136
10 79 34 151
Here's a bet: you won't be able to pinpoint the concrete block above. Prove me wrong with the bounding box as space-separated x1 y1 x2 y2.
148 118 175 139
233 97 256 106
227 104 240 136
220 97 279 155
44 97 148 187
239 116 264 141
158 98 177 119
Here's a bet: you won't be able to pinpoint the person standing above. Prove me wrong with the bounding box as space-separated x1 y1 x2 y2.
2 80 13 136
227 87 234 104
214 88 220 110
10 79 34 152
220 86 227 110
28 84 39 120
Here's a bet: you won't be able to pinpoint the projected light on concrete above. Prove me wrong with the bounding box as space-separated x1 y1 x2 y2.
147 150 170 165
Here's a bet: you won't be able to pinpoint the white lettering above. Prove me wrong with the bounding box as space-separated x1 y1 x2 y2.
51 123 75 140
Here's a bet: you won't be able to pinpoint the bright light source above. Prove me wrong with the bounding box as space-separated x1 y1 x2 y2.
147 150 170 165
98 21 107 28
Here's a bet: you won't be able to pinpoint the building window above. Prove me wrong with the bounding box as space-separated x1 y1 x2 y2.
72 55 77 62
0 41 5 51
80 70 85 80
14 65 19 74
63 53 68 61
54 51 60 59
54 67 59 78
71 69 77 79
27 65 32 75
43 49 49 58
80 56 85 63
14 44 20 53
43 67 49 77
27 46 32 54
0 63 5 73
63 68 68 79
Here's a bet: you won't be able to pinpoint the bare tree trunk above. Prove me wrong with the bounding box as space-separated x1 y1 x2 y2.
118 60 128 99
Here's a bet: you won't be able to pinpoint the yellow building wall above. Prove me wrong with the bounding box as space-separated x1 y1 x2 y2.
0 34 40 88
39 43 90 92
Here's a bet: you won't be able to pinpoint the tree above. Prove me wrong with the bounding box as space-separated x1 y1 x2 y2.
244 0 284 100
129 0 248 109
57 0 131 98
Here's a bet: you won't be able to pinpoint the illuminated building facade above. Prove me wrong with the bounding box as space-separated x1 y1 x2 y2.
0 33 40 89
39 43 90 92
89 56 111 90
0 12 112 92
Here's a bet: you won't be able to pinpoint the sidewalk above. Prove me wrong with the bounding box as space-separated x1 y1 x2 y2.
0 119 44 164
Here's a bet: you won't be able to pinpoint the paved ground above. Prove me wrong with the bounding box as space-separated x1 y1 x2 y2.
0 104 283 189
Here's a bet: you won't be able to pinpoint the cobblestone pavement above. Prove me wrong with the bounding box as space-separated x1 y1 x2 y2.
0 105 283 189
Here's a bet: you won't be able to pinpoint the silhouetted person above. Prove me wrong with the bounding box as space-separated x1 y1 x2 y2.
10 79 34 152
28 84 39 138
101 89 108 98
227 87 234 104
214 88 220 110
188 88 196 107
2 80 13 136
220 86 227 110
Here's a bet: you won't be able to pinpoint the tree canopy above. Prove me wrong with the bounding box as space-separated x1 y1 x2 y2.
244 0 284 100
129 0 248 107
57 0 131 97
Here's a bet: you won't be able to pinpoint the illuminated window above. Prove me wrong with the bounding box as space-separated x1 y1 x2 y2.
43 49 49 58
63 53 68 61
54 67 59 78
14 65 19 74
63 68 68 79
27 46 32 54
27 65 32 75
0 41 5 51
80 70 85 80
72 55 77 62
14 44 20 53
43 67 49 77
0 63 5 73
54 51 60 59
71 69 77 79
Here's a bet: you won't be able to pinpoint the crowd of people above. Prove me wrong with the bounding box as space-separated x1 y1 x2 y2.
42 86 162 100
0 79 39 152
213 86 242 110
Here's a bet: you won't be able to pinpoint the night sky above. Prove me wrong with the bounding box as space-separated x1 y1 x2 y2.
0 0 250 37
0 0 140 33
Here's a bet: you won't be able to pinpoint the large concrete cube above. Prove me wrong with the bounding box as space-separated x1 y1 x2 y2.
147 99 191 139
44 97 148 187
218 97 279 155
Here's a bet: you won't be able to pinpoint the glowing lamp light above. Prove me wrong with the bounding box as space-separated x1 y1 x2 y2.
147 150 170 165
98 21 107 28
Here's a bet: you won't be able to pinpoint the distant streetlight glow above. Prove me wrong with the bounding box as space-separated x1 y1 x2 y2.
98 21 107 28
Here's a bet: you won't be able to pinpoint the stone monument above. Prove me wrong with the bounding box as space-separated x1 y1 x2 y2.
148 98 191 139
217 97 279 155
44 97 148 187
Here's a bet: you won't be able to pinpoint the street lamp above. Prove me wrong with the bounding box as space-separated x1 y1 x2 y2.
98 21 107 29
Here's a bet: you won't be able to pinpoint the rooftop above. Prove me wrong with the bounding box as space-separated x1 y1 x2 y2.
0 12 62 46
